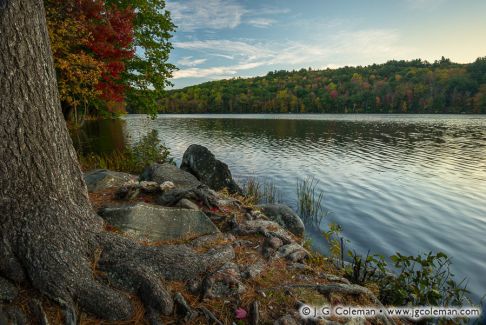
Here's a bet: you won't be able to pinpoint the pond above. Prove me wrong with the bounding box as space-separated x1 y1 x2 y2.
72 114 486 303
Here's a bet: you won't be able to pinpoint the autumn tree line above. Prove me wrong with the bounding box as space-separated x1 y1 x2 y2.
45 0 175 124
161 57 486 114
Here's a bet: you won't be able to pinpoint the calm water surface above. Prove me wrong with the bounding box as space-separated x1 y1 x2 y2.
73 114 486 302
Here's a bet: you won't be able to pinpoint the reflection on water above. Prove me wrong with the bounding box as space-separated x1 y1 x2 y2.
72 114 486 302
71 119 128 155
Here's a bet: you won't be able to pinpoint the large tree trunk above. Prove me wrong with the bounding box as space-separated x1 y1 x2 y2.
0 0 233 321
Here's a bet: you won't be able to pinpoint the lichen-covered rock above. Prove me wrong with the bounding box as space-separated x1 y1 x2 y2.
202 262 245 298
180 144 242 194
242 260 266 279
139 181 160 193
276 243 309 262
99 203 219 242
257 204 305 238
84 169 137 192
140 163 202 191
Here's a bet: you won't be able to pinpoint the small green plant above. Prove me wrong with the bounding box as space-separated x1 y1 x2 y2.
323 222 349 268
130 129 172 170
242 177 280 205
344 249 471 310
346 250 388 285
297 177 329 228
381 252 471 307
78 129 172 174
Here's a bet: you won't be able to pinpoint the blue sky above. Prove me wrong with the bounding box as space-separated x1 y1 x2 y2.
166 0 486 89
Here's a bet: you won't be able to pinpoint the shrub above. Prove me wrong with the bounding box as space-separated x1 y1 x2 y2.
344 250 471 308
79 129 172 174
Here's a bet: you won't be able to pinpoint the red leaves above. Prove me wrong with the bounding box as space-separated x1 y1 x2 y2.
47 0 135 108
81 0 135 103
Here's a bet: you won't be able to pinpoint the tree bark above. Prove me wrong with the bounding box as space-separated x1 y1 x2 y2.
0 0 233 320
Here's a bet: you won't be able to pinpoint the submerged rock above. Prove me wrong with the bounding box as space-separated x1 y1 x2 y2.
140 163 201 191
257 204 305 238
99 203 219 242
84 169 137 192
180 144 242 194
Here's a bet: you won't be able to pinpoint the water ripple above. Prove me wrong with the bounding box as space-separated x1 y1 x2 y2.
117 114 486 301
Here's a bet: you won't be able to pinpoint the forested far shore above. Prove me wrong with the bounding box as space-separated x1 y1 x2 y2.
156 57 486 114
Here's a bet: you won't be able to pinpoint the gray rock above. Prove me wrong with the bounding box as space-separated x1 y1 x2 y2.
0 276 18 302
180 144 242 194
139 181 160 193
242 260 266 279
202 262 245 298
257 204 305 238
276 243 309 262
176 198 199 210
84 169 137 192
99 203 220 242
140 163 201 190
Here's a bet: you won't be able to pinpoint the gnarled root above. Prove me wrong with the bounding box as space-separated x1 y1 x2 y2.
1 223 235 321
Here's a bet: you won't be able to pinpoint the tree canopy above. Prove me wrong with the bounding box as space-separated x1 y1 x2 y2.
45 0 175 122
162 57 486 114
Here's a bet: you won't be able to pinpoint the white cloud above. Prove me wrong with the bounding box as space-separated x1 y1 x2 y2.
173 40 273 60
177 56 207 67
247 18 275 28
166 0 290 31
167 0 247 31
173 61 266 79
172 29 414 80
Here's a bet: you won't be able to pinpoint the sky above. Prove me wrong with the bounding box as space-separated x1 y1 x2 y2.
166 0 486 89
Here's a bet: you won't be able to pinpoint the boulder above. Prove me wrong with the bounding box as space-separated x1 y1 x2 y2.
140 163 202 191
256 204 305 238
84 169 137 192
99 203 219 242
180 144 242 194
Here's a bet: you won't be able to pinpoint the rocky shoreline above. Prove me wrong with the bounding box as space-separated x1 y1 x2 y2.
0 144 401 325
